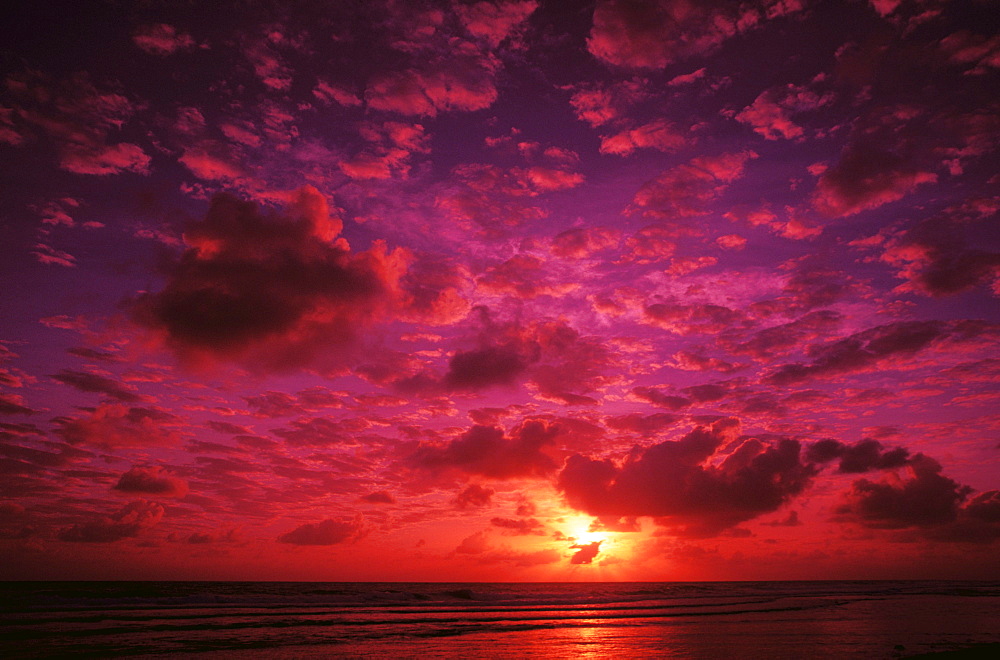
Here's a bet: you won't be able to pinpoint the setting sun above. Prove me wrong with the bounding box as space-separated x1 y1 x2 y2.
565 516 609 547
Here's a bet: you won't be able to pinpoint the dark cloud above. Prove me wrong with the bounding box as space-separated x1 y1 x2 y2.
59 500 164 543
129 187 410 373
806 438 910 473
764 320 954 386
454 484 494 509
50 369 148 403
834 454 973 529
113 466 188 498
277 515 367 545
66 347 122 363
605 412 678 433
412 420 560 479
881 215 1000 297
630 386 690 410
3 70 150 176
206 420 253 435
569 540 602 564
559 419 817 536
726 311 842 360
811 111 937 218
359 491 396 504
490 517 544 535
0 394 36 416
444 345 533 390
271 417 370 447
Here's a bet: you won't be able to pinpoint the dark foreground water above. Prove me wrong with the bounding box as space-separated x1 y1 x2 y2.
2 581 999 658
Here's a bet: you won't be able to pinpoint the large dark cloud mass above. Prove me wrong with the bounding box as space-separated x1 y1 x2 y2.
559 419 817 536
129 187 410 373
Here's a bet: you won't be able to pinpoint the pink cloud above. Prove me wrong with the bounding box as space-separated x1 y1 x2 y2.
244 40 293 91
477 254 577 298
668 67 708 86
31 243 76 267
132 24 196 55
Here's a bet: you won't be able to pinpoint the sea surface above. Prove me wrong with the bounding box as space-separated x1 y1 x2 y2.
2 580 999 658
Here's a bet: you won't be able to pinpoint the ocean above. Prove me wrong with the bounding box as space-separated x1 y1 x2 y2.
1 581 998 658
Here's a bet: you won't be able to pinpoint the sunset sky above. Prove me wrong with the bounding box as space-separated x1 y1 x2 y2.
2 0 999 581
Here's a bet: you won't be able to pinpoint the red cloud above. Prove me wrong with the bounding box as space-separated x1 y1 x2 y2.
54 404 182 449
477 254 577 299
736 84 834 140
550 227 620 259
366 48 500 117
588 0 804 69
277 515 367 545
642 302 744 335
568 80 646 127
629 151 757 220
600 119 688 156
456 0 538 47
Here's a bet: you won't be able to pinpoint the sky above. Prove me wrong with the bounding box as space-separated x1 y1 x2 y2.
1 0 999 582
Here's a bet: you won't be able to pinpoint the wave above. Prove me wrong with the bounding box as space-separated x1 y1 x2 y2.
3 581 999 658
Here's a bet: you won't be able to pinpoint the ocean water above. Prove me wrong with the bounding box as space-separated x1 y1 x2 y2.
1 581 999 659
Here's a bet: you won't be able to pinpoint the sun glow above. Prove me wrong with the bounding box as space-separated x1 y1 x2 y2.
566 516 608 546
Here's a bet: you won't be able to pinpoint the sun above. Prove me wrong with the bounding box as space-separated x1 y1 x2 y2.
565 515 608 545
